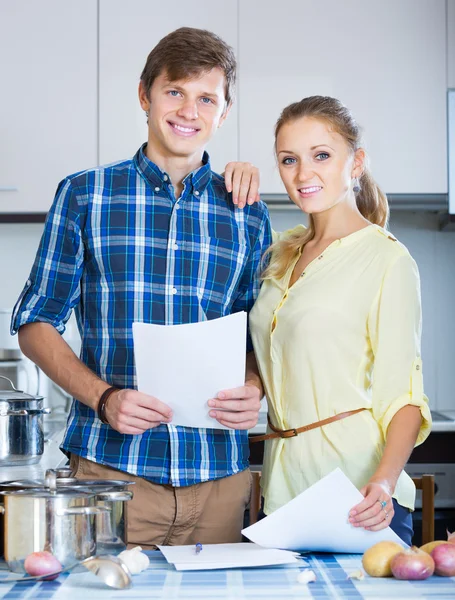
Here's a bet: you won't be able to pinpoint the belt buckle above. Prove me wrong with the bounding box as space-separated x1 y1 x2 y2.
281 428 299 438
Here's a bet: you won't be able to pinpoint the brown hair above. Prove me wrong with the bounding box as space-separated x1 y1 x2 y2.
140 27 236 106
263 96 389 279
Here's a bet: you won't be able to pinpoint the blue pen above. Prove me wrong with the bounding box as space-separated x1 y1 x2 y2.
195 543 203 555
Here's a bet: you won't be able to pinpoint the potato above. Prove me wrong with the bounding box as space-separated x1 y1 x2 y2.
362 541 404 577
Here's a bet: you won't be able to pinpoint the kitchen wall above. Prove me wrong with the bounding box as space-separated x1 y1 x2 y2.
1 210 454 410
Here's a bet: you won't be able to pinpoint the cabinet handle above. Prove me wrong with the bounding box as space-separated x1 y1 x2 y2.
0 187 18 192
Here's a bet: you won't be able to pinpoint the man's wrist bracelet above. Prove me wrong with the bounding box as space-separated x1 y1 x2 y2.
97 386 118 425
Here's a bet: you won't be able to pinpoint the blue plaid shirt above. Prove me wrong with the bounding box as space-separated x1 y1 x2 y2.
12 144 271 486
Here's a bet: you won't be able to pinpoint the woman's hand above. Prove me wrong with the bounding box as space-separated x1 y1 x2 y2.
348 481 395 532
223 162 260 208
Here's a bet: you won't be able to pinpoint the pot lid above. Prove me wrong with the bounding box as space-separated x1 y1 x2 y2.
3 487 95 498
0 478 135 492
0 375 43 402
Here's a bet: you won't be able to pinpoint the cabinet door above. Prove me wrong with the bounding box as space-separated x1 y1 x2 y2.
0 1 97 213
239 0 447 195
99 0 238 175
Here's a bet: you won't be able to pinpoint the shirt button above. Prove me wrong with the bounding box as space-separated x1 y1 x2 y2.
416 365 420 370
175 203 181 210
154 186 160 192
172 287 177 295
194 190 200 196
173 243 178 250
163 175 168 181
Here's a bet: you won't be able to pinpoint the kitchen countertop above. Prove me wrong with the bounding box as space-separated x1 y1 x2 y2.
0 550 454 599
0 425 67 483
249 409 455 435
1 407 451 483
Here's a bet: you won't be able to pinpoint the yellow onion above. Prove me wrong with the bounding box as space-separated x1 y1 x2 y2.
420 540 448 554
362 541 404 577
391 547 434 580
431 543 455 577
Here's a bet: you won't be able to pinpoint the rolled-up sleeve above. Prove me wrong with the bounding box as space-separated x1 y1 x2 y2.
11 178 84 336
368 252 432 446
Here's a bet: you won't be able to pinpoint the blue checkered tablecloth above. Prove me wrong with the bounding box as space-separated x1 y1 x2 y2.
0 551 454 599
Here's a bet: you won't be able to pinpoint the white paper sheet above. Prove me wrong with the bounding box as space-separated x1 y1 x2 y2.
157 542 302 570
242 468 409 554
133 312 247 429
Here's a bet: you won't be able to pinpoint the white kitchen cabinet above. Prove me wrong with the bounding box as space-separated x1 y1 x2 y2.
239 0 447 195
449 0 455 89
99 0 238 175
0 1 97 214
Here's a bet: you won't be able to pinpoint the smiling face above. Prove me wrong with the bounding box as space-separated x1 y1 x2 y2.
139 67 230 162
276 116 364 214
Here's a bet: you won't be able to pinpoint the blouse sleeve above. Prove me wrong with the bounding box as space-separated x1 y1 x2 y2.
368 251 432 446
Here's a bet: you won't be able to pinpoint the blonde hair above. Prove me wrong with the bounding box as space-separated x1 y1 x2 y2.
263 96 389 280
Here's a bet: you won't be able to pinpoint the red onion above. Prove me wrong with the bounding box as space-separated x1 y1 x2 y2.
24 551 62 580
431 543 455 577
391 547 435 580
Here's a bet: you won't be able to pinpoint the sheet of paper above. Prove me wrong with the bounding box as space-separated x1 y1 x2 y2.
158 542 302 570
133 312 247 429
242 468 409 554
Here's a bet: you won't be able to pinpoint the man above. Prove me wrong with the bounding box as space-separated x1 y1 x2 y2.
12 27 271 547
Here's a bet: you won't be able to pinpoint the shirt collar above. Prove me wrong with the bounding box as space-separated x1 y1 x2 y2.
134 143 212 196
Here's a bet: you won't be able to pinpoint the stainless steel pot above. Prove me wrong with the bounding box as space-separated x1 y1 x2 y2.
95 490 133 554
0 487 110 573
0 375 50 466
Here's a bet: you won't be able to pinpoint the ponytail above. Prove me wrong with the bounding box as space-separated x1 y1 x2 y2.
357 169 389 228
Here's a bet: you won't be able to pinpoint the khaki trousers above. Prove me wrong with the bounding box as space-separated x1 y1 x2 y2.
70 454 252 549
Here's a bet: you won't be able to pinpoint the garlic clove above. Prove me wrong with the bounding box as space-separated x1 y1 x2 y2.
297 569 317 584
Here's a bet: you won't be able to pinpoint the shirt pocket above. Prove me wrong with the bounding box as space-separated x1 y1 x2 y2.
195 236 249 314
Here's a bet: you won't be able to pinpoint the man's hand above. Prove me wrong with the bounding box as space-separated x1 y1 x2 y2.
223 162 260 209
104 389 173 435
207 382 262 430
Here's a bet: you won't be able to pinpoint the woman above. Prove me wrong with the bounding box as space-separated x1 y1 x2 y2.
249 96 431 545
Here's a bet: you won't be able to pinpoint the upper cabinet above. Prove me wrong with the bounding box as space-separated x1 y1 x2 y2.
0 1 97 214
99 0 238 175
238 0 448 195
449 0 455 89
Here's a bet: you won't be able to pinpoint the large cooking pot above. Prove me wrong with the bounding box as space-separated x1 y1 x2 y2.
0 486 110 573
0 375 50 466
95 490 133 554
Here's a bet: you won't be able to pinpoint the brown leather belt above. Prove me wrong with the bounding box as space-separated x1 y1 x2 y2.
250 408 367 443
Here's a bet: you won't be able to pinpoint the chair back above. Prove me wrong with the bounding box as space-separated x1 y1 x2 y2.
412 474 435 545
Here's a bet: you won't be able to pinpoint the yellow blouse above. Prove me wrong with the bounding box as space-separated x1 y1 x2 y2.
250 224 431 514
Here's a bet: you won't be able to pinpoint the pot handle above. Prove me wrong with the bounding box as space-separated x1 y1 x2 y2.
4 408 51 416
56 506 111 517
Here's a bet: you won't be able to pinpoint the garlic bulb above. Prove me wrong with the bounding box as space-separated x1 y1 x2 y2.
118 546 150 575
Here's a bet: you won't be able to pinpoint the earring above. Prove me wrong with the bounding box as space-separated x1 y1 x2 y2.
352 177 361 193
145 110 149 118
